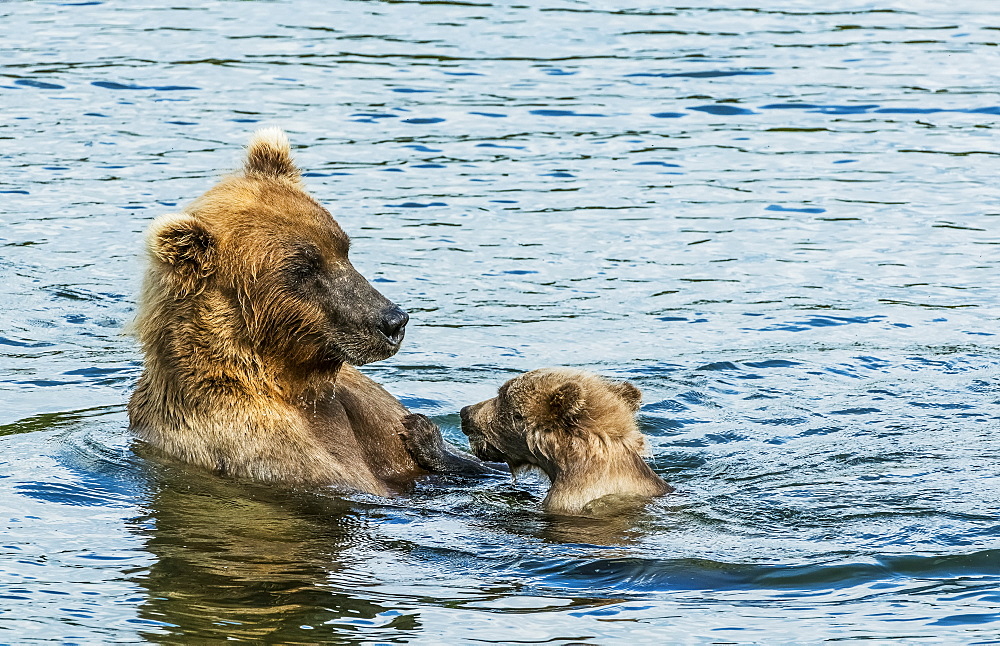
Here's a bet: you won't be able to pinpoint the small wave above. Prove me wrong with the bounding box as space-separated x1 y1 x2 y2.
753 314 886 333
627 70 771 78
529 109 607 117
689 104 756 115
14 79 65 90
509 549 1000 595
91 81 199 91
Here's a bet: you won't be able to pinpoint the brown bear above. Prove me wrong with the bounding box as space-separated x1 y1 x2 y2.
129 128 441 495
402 368 673 515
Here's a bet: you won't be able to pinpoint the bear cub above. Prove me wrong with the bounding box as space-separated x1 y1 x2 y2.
403 368 673 516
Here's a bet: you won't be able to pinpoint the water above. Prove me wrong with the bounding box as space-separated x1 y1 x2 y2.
2 0 1000 642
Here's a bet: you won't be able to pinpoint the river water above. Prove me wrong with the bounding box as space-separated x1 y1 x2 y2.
2 0 1000 643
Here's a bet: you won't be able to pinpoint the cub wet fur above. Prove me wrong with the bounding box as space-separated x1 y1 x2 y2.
460 368 673 515
129 129 423 494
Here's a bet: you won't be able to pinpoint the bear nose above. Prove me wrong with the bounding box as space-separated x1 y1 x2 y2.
379 305 409 346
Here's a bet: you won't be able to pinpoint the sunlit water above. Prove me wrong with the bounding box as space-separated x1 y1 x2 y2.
2 1 1000 643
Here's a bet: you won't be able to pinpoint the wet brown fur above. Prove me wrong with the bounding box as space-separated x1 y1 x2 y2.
462 368 673 515
128 128 423 494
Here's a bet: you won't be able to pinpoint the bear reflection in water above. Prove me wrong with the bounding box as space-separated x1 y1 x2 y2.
403 368 673 516
131 462 422 642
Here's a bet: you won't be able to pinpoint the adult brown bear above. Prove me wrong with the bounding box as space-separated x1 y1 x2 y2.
129 128 437 495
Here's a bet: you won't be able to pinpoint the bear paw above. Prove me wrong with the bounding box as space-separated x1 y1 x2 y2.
400 414 449 470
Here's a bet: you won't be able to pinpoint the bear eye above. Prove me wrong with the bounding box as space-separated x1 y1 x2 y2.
287 247 322 285
505 404 525 423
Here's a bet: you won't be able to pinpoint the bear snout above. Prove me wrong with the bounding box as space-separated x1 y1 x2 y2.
378 305 409 346
459 403 480 436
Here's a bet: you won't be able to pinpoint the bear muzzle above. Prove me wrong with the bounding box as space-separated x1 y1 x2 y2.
460 402 507 463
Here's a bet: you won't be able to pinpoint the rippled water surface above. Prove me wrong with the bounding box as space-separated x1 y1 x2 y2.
3 0 1000 643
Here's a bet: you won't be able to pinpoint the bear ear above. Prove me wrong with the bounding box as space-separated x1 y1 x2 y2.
545 382 585 430
243 127 300 180
609 380 642 413
147 213 216 298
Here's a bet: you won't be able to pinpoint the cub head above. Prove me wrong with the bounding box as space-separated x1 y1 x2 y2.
141 128 408 371
459 368 645 473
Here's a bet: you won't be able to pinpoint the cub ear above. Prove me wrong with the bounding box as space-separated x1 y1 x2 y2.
147 213 216 298
609 380 642 413
546 382 585 430
243 127 300 180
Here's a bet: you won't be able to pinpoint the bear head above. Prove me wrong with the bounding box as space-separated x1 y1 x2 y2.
138 128 408 376
459 368 646 475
